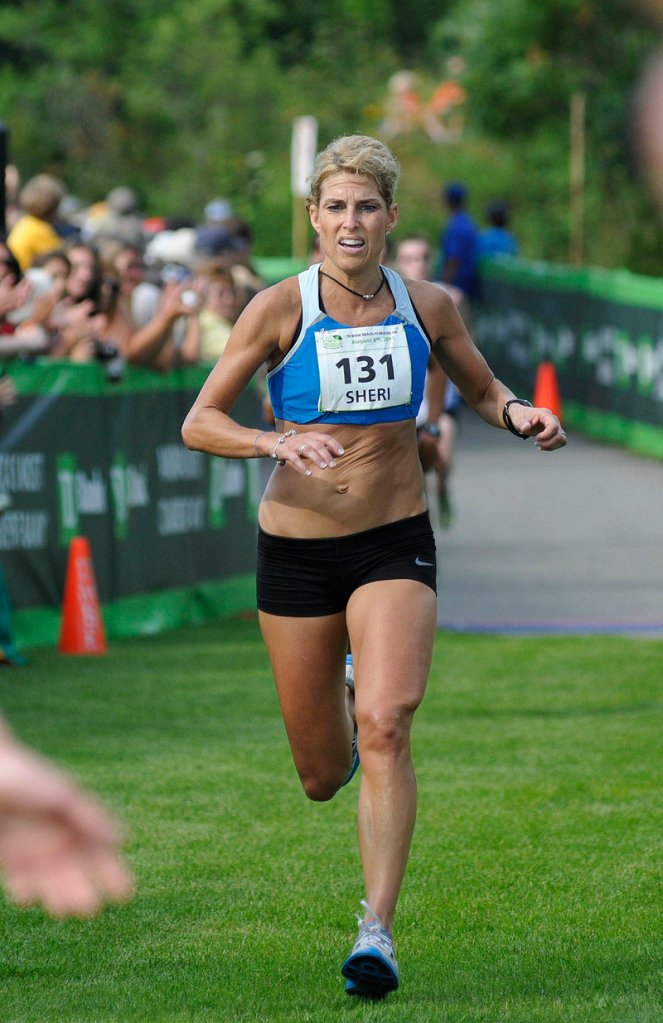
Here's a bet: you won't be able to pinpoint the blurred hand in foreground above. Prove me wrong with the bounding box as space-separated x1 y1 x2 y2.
0 722 134 917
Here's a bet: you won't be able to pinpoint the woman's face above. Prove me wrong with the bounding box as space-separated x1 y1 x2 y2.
207 279 236 320
395 239 431 282
308 172 398 274
66 246 97 300
42 256 70 291
115 248 145 295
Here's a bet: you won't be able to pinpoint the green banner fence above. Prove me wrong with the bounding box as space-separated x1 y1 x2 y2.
476 258 663 459
4 256 663 650
0 362 263 650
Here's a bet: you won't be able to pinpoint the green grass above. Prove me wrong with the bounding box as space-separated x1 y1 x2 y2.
0 620 661 1022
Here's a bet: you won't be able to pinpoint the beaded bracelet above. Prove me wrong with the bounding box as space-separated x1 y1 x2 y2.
270 429 297 465
502 399 533 440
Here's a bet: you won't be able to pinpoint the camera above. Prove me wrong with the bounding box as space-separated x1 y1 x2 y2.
180 288 199 309
160 263 191 285
93 338 125 383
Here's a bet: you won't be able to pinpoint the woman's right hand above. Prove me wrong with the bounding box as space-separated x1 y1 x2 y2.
257 429 346 477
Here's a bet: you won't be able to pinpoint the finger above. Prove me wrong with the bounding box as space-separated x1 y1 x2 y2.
534 426 567 449
315 435 346 458
88 846 135 904
296 441 336 466
298 446 340 471
527 411 559 435
35 855 103 918
537 434 567 451
4 840 132 917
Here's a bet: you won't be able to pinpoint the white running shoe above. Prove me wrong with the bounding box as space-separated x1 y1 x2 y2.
341 900 400 997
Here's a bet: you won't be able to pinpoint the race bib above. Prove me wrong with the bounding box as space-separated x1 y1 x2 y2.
315 324 412 413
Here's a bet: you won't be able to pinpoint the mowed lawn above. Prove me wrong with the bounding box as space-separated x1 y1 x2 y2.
0 619 661 1023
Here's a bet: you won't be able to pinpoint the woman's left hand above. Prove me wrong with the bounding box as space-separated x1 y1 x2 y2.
517 407 567 450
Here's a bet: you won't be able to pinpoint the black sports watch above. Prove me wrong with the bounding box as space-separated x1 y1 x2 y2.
421 423 441 438
502 398 533 439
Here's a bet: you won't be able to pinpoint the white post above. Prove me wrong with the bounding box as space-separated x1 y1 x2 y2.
291 116 318 259
569 92 586 266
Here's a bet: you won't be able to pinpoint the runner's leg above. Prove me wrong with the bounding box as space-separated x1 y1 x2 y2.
346 578 437 930
259 610 354 801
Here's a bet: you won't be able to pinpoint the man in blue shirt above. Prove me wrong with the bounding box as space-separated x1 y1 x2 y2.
438 182 479 300
479 200 519 258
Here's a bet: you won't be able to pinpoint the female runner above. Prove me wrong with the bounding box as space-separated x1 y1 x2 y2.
182 134 566 999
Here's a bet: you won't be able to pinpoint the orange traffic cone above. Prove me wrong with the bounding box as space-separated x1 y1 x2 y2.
58 536 107 655
533 361 563 422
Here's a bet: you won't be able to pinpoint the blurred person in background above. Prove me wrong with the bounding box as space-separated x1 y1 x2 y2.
437 181 479 301
37 242 127 379
14 250 71 356
7 174 66 271
53 194 84 242
100 241 162 330
180 267 238 364
0 239 52 359
32 249 71 293
224 216 266 312
84 186 145 249
49 242 111 362
124 270 203 372
478 200 519 259
192 224 243 272
394 234 463 527
62 240 105 309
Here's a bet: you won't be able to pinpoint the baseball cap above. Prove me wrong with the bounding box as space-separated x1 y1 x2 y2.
194 226 242 257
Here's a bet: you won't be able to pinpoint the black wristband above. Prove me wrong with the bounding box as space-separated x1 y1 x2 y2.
421 423 441 438
502 398 533 439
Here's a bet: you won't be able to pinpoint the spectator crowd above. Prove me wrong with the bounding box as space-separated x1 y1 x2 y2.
0 169 267 378
1 165 518 383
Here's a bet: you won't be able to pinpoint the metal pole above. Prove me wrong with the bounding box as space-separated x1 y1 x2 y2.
0 122 7 237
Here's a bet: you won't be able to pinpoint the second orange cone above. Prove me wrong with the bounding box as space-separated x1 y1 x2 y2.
58 536 107 655
533 361 563 422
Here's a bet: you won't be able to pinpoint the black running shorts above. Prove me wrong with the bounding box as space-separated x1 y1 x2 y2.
257 512 437 617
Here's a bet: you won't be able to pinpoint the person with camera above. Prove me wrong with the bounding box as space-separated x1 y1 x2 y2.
124 273 205 371
179 266 238 365
0 239 62 360
41 242 121 367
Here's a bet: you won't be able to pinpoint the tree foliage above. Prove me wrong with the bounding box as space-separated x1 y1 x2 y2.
1 0 662 268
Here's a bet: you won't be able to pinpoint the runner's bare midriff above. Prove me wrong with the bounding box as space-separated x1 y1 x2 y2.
259 419 427 538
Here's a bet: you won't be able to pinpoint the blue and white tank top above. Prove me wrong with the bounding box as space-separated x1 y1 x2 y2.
267 264 431 425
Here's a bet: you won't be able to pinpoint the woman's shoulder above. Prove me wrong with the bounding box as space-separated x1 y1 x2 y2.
395 275 457 311
397 276 465 340
233 273 304 347
245 273 302 317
